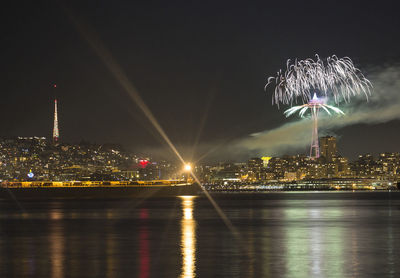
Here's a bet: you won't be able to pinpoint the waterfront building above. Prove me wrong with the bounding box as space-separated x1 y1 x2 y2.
247 158 263 181
335 156 351 177
352 154 377 178
320 136 337 162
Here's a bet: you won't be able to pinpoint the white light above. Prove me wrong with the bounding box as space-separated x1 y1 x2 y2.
27 171 34 178
184 164 192 171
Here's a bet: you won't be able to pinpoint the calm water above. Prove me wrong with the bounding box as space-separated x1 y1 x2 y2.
1 192 399 277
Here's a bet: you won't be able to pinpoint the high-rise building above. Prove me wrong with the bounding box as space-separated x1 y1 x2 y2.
320 136 336 162
53 99 59 144
247 158 263 180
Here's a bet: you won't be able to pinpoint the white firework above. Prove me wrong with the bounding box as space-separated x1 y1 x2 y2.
284 94 345 118
265 55 372 106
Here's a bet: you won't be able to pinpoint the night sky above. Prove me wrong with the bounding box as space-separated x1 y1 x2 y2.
1 1 400 161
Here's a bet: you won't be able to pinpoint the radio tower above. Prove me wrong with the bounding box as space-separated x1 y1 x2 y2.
53 98 59 144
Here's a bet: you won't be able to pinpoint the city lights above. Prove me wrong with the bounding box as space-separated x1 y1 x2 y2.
0 135 398 191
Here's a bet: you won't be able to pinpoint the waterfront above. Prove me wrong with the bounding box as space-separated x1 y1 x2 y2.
0 192 399 277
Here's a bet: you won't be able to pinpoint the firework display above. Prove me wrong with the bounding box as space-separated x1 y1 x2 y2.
265 55 372 159
265 55 372 106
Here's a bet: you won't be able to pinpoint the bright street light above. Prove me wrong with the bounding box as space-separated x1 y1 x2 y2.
184 164 192 171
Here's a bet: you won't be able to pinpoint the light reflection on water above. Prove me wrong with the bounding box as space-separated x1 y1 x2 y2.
50 210 64 278
284 201 345 278
179 196 197 278
106 220 116 278
0 193 400 277
139 208 150 278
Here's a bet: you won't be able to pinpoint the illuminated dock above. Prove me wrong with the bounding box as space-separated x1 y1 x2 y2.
1 180 190 188
204 178 398 191
0 181 200 199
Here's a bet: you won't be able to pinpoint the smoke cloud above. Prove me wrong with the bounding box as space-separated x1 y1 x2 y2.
233 65 400 156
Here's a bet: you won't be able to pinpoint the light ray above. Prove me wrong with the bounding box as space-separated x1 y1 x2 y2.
66 11 241 243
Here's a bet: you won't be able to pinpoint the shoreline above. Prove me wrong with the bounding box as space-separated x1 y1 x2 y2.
0 185 399 200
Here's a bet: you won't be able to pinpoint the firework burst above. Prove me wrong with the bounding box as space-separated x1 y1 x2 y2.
265 54 372 106
284 94 345 118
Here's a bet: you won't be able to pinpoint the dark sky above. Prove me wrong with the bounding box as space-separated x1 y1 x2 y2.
1 0 400 161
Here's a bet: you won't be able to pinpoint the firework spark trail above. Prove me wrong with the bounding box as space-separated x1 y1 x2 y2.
266 55 372 106
284 95 345 118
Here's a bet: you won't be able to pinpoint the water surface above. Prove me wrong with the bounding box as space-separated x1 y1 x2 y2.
0 192 399 277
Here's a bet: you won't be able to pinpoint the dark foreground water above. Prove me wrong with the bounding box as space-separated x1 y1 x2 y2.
1 192 400 277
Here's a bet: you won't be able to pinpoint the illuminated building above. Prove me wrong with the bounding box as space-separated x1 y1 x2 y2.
210 171 241 183
336 157 351 177
247 158 263 181
352 154 377 178
320 136 337 162
261 156 272 167
284 171 297 181
326 162 338 178
376 152 400 179
267 157 288 179
209 163 244 183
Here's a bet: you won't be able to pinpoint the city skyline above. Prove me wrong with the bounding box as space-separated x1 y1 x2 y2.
1 134 399 184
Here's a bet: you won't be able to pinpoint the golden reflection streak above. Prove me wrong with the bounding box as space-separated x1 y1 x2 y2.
179 196 196 278
50 210 64 278
106 210 116 278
